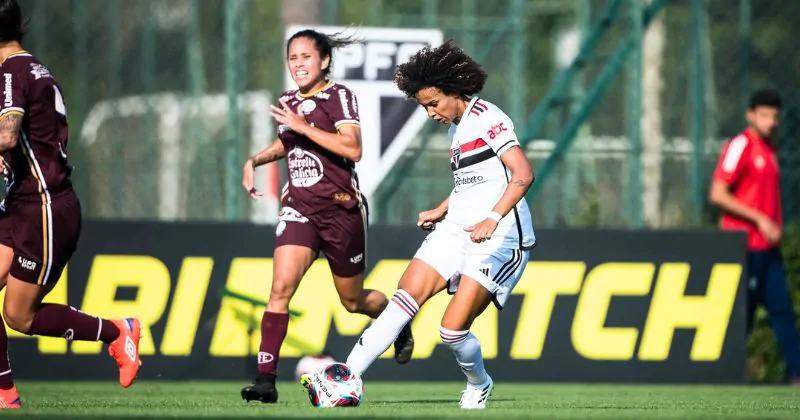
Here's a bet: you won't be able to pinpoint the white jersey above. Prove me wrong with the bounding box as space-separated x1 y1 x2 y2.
445 97 535 250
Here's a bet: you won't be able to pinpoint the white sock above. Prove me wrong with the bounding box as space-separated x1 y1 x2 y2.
346 289 419 375
440 327 488 385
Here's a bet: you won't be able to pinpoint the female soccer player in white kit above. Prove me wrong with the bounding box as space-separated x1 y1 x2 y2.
343 40 536 409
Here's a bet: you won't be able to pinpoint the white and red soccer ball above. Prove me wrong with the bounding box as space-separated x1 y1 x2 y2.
304 362 363 408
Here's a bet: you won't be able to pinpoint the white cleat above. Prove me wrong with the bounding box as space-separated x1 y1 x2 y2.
459 375 493 409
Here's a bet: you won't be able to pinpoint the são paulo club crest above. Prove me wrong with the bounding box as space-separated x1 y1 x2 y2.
451 144 461 169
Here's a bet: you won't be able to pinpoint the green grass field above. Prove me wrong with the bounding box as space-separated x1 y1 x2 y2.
3 381 799 418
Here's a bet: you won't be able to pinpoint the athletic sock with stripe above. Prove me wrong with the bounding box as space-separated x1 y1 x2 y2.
439 327 488 385
346 289 418 375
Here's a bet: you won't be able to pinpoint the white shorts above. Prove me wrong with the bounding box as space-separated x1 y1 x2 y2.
413 220 530 310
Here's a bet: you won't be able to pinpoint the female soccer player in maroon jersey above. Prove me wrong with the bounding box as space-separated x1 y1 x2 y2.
240 29 414 403
0 0 142 408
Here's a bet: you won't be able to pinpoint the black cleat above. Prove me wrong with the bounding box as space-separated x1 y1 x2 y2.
241 374 279 403
394 323 415 364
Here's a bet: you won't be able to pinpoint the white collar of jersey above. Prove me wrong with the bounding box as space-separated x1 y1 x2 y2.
450 96 482 130
464 96 480 112
449 97 483 145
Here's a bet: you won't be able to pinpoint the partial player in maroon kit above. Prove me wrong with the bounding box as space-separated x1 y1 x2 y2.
240 29 415 403
0 0 142 409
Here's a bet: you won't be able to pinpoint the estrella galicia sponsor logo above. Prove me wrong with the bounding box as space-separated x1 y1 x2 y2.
288 148 324 187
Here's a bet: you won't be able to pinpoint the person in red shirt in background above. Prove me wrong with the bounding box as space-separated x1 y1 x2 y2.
710 89 800 384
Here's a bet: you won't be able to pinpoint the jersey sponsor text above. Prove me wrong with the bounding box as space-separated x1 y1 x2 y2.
445 97 535 249
287 148 324 187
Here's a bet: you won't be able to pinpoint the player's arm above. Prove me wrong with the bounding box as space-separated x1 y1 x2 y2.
297 123 362 162
418 196 449 230
0 112 23 152
709 179 765 224
435 196 450 215
710 173 780 244
466 113 534 241
0 70 26 152
242 139 284 198
247 138 286 168
492 146 535 217
708 135 764 224
463 139 532 241
271 96 363 162
483 114 535 218
300 87 363 162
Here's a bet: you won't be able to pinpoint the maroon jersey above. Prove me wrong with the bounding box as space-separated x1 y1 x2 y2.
1 51 73 207
278 81 365 215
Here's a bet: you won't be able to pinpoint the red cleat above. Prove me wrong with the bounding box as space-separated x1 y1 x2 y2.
108 318 142 388
0 386 21 409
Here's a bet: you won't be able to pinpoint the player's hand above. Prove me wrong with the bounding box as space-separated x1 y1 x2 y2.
417 208 446 231
270 99 309 134
464 218 499 243
242 158 262 200
756 215 782 245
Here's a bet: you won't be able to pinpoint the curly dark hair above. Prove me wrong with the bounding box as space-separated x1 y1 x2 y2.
394 40 488 99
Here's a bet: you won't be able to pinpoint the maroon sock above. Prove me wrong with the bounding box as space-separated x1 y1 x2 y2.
28 304 120 343
0 314 13 390
258 311 289 376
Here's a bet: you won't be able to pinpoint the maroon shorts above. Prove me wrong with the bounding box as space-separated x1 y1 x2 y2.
275 204 367 277
0 191 82 285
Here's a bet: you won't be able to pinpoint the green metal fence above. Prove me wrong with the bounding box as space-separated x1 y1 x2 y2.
14 0 800 228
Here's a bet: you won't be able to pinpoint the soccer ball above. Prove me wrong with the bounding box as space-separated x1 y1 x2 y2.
305 363 363 408
294 354 336 381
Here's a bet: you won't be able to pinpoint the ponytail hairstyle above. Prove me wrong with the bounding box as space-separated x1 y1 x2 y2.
0 0 27 44
286 28 361 76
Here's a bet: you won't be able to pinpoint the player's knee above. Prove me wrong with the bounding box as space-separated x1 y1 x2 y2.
439 320 460 334
339 296 362 314
440 311 475 333
2 304 33 334
266 276 298 312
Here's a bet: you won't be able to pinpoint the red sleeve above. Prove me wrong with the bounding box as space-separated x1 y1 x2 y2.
713 134 751 185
